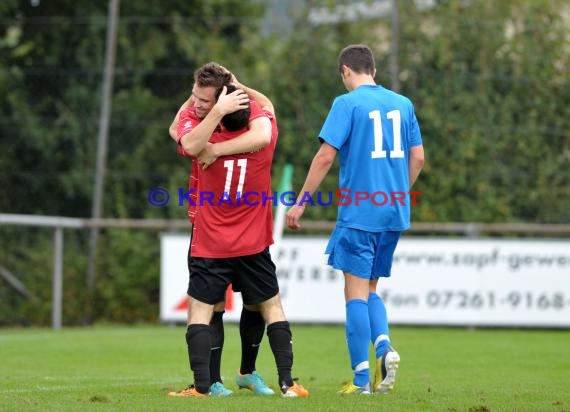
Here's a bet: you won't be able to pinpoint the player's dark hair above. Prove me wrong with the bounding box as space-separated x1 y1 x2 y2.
338 44 375 75
217 84 250 132
194 62 232 96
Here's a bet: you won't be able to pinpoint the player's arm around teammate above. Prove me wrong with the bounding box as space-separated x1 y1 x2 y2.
196 73 274 168
169 72 272 160
179 85 249 156
169 95 193 141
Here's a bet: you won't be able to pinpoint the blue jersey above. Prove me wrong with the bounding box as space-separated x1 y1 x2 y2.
319 84 422 232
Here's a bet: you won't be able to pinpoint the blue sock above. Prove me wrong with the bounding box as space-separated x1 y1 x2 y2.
346 299 370 387
368 292 390 359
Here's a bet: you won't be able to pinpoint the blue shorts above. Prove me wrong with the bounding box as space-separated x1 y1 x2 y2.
325 226 401 279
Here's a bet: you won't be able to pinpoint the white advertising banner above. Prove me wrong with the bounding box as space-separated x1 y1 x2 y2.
160 235 570 327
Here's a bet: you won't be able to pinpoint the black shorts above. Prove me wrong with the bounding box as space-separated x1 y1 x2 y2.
187 241 242 293
187 248 279 305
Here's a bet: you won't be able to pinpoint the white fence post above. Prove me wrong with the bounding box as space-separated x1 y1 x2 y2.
52 227 63 329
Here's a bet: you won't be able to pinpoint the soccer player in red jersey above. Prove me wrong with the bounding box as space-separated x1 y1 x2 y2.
172 82 309 398
168 64 274 397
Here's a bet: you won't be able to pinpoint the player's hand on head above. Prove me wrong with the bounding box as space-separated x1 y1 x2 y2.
216 86 249 115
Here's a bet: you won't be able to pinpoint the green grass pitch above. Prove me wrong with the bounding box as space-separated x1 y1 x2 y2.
1 325 569 411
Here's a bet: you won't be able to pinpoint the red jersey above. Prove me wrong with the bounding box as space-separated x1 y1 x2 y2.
190 109 278 258
176 101 265 224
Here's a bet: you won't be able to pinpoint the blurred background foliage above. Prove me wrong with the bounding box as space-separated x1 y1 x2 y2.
0 0 568 325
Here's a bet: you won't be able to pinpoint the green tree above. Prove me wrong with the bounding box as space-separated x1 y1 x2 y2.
398 0 569 223
0 0 272 325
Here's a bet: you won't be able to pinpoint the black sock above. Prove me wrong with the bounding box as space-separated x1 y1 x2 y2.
266 321 293 388
239 307 265 374
209 311 224 384
186 324 211 394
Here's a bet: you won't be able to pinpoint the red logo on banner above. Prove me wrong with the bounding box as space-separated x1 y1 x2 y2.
173 285 234 311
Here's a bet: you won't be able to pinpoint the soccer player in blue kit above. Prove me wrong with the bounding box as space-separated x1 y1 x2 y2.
286 44 424 395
